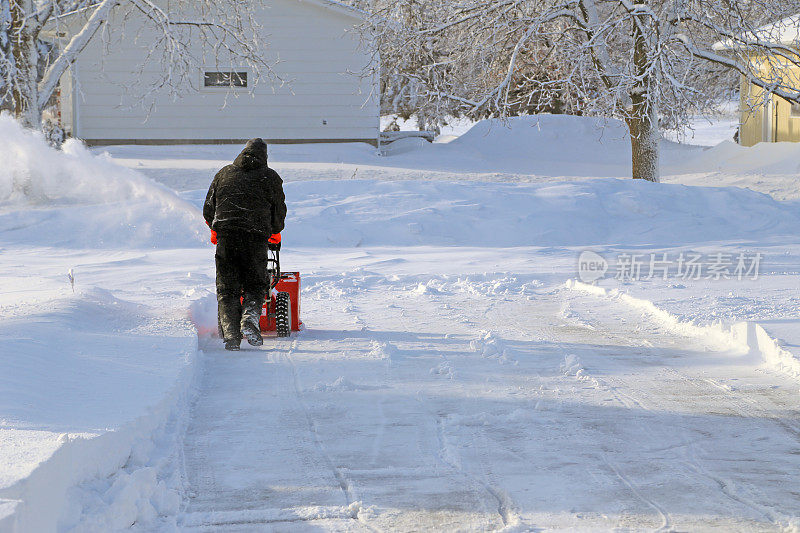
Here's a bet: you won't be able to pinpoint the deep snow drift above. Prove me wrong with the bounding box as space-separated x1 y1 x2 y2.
277 179 798 248
2 113 800 531
382 115 637 177
102 113 800 202
177 177 800 249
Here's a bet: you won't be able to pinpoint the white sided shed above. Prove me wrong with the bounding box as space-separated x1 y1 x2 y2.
51 0 378 145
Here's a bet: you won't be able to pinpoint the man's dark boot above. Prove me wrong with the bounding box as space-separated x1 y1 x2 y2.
225 338 241 351
241 297 264 347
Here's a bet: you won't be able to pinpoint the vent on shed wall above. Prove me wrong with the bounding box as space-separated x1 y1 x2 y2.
203 71 248 88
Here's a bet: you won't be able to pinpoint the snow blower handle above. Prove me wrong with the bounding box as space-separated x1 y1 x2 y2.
268 233 281 251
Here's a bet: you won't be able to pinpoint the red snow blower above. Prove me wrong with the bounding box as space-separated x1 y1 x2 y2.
260 235 302 337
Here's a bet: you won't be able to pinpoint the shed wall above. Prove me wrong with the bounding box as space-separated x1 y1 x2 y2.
61 0 378 144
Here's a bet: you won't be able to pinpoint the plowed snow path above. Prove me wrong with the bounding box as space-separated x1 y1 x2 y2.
178 278 800 532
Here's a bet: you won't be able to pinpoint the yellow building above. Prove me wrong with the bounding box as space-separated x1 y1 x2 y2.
738 58 800 147
719 15 800 147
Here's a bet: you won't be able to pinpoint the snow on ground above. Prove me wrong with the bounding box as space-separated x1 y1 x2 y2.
2 112 800 531
663 99 740 147
183 178 799 249
380 115 477 142
666 115 739 146
105 113 800 201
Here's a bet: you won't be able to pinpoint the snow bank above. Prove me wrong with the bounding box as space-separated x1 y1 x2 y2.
104 114 642 188
565 280 745 352
663 137 800 200
566 280 800 380
276 178 800 248
100 114 794 201
449 114 630 166
0 287 201 531
379 114 635 177
0 115 205 248
729 322 800 380
677 139 800 176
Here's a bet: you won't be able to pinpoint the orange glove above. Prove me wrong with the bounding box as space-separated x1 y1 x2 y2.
205 220 218 245
268 233 281 244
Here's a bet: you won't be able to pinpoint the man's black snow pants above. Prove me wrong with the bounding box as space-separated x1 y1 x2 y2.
215 231 269 342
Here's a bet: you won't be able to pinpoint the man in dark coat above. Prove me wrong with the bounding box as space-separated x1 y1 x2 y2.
203 138 287 351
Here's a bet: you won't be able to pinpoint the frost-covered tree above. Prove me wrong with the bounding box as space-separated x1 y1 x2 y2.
364 0 800 181
1 0 278 131
363 0 459 133
0 2 10 111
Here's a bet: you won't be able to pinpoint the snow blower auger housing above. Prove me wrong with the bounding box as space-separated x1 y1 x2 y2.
260 240 301 337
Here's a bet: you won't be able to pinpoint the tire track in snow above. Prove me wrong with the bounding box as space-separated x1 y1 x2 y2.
558 289 800 528
699 373 800 439
456 285 674 531
431 415 518 530
556 297 744 526
309 278 511 529
414 283 632 531
367 388 389 469
281 338 381 533
598 366 792 529
394 286 525 530
180 330 372 530
602 458 672 533
391 288 509 528
554 351 676 532
305 280 395 482
663 368 798 526
282 339 353 506
491 291 676 532
449 285 754 531
471 425 523 529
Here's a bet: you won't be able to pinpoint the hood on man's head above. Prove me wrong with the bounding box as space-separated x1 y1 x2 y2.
234 137 268 169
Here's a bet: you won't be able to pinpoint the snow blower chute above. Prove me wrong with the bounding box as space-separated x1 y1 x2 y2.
260 236 302 337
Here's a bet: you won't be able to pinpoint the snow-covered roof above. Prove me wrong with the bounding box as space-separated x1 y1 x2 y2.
713 14 800 51
759 14 800 45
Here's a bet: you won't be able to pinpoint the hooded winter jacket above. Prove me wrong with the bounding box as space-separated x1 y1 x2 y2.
203 138 287 236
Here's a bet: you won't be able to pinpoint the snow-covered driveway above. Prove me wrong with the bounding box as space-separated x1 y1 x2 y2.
179 272 800 531
4 116 800 531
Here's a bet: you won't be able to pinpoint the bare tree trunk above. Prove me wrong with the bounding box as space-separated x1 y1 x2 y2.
626 95 660 182
10 0 41 129
625 7 659 182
